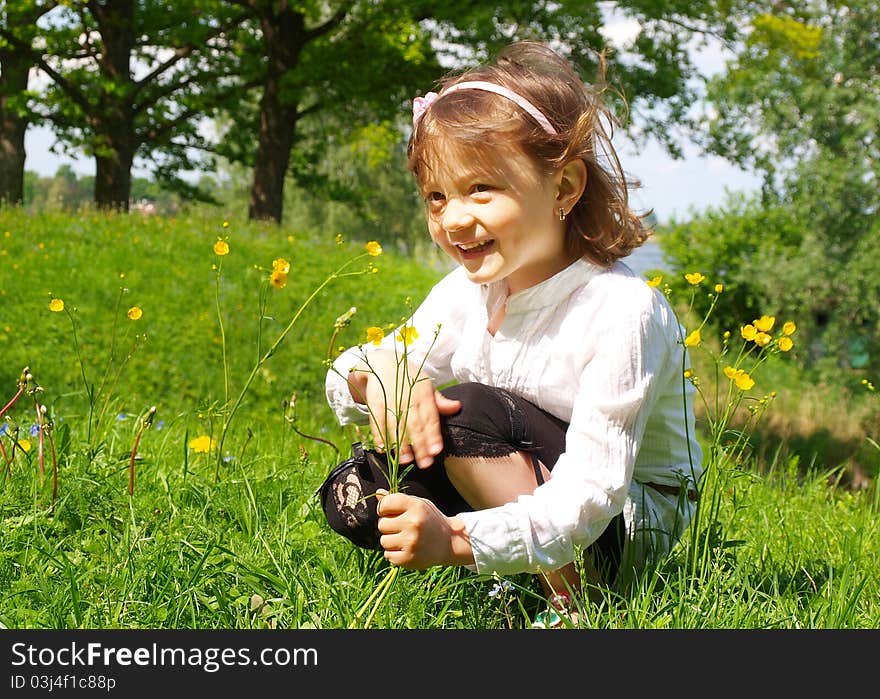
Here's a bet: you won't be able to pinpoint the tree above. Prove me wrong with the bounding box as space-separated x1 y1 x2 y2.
0 0 57 205
220 0 747 222
14 0 248 210
678 1 880 372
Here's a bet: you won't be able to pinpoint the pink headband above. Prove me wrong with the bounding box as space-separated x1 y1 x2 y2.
412 80 558 135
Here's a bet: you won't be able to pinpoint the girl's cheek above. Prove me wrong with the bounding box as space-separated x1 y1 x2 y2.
428 221 445 244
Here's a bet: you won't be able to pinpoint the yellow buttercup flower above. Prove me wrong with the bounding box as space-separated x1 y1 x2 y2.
683 369 693 379
49 298 64 312
754 315 775 332
188 435 216 453
741 324 757 341
778 337 793 352
213 239 229 256
782 321 796 336
684 329 701 347
723 366 755 391
127 306 143 321
270 270 288 289
714 283 724 293
365 241 383 257
755 332 772 347
272 258 290 274
685 272 706 285
646 275 662 288
366 326 385 346
18 438 31 453
734 372 755 391
396 326 419 346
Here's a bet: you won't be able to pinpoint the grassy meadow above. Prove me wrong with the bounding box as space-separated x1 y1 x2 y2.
1 206 878 629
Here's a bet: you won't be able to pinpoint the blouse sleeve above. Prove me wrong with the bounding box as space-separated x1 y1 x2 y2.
325 266 473 426
457 288 678 576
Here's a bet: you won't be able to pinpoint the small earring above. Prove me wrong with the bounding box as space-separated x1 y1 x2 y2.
558 207 566 221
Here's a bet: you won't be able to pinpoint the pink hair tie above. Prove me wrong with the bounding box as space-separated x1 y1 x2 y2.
412 92 439 126
411 80 557 135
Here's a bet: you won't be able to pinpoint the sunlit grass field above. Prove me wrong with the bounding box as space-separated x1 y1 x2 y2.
1 206 878 629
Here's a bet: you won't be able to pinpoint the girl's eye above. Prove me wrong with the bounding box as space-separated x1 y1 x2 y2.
425 192 446 216
472 184 493 193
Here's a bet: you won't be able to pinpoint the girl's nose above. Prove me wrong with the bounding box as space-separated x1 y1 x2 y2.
440 198 474 234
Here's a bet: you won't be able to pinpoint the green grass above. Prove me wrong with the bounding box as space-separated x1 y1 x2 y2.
1 206 878 629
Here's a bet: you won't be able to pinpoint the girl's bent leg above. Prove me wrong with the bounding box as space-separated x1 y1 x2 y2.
440 383 625 597
322 382 624 594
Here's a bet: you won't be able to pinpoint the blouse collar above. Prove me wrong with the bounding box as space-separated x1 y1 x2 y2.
490 258 603 314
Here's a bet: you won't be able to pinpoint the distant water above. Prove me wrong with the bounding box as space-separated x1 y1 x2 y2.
622 240 668 278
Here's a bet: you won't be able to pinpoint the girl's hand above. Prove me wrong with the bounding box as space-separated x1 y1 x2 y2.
350 350 460 468
375 490 474 569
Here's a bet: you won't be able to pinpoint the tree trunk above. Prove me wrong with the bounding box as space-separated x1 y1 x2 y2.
248 8 305 223
91 0 136 211
95 145 134 211
0 48 30 206
248 85 297 222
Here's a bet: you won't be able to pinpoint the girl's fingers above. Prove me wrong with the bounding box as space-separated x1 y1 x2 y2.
411 400 443 468
365 374 453 467
376 491 407 518
435 392 462 415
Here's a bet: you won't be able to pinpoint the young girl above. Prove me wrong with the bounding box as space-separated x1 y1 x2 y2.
323 41 702 605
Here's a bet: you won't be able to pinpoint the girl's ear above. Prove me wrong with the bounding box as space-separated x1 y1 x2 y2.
555 159 587 212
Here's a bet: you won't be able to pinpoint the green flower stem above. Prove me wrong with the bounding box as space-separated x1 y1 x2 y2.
63 307 96 443
214 258 230 406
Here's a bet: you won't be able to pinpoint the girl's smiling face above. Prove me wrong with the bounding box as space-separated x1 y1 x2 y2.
420 142 576 294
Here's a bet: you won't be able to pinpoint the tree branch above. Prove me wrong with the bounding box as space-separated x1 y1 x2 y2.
131 12 247 99
304 2 353 42
0 27 94 115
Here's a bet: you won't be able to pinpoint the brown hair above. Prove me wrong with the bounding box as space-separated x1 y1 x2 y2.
407 42 649 266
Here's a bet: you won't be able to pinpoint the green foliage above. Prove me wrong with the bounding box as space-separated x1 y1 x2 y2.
22 0 246 206
661 194 802 341
704 1 879 176
669 1 880 377
661 190 880 377
283 121 429 252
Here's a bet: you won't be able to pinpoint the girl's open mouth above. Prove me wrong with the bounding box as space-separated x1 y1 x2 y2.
457 239 495 258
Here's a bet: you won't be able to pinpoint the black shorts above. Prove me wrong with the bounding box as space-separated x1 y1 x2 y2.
321 382 625 577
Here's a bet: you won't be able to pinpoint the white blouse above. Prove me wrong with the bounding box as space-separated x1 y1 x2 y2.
325 258 703 577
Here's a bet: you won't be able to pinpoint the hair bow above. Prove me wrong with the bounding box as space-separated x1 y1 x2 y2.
412 92 439 126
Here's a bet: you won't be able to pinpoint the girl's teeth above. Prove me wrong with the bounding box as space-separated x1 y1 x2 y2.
460 240 492 251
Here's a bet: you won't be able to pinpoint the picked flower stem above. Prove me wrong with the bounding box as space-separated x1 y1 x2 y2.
351 565 399 629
